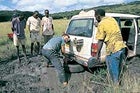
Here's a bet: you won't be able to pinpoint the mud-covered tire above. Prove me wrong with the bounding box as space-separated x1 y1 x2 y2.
64 64 85 73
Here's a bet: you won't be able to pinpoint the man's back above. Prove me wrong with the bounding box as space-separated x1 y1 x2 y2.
96 16 126 55
43 37 65 52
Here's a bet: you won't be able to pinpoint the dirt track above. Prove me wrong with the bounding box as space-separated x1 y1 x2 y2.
0 55 140 93
126 56 140 78
0 55 96 93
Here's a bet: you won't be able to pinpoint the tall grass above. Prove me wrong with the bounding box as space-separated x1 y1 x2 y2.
0 22 12 37
0 19 69 36
90 66 140 93
53 19 69 35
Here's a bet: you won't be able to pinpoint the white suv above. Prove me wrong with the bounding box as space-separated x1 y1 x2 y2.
64 10 140 73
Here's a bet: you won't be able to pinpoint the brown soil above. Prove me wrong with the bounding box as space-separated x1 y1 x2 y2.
0 55 95 93
0 55 140 93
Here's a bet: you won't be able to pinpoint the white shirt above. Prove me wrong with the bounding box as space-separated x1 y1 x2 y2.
27 16 41 32
41 16 54 35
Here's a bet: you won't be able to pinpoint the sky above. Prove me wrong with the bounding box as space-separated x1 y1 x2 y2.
0 0 139 14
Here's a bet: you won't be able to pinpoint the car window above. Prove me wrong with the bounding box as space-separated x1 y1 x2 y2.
66 18 93 37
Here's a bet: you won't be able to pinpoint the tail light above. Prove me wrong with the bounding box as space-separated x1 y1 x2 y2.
91 43 98 57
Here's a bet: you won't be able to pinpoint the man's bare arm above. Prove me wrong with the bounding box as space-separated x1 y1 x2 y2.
95 40 104 61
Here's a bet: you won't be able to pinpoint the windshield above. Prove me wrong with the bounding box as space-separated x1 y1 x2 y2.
66 18 94 37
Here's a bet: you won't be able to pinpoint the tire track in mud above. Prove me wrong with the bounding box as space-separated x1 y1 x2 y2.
0 56 95 93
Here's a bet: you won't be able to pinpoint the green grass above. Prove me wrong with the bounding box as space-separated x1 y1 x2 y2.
0 19 69 62
53 19 69 35
90 66 140 93
0 19 69 36
0 22 12 36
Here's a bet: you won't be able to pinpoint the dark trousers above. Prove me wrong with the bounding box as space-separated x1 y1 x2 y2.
42 49 66 83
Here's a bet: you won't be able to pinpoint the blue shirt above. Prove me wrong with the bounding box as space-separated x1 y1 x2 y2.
43 37 65 53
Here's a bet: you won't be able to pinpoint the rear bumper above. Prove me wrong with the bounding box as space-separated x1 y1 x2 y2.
65 53 105 68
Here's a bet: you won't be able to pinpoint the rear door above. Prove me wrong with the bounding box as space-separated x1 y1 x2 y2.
136 18 140 55
119 18 139 57
65 18 96 60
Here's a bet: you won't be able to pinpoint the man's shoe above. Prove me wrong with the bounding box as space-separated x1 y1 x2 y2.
46 64 49 67
63 82 68 87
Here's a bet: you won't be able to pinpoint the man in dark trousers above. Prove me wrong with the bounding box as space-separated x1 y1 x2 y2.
42 34 70 86
11 13 27 62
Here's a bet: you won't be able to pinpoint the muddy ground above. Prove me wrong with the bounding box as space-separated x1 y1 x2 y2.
0 55 140 93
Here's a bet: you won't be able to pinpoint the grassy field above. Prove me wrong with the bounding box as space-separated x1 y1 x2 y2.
0 19 139 93
0 22 12 37
0 19 69 61
0 19 69 36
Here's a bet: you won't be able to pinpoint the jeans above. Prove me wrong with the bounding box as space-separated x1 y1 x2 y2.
42 49 66 83
106 48 126 84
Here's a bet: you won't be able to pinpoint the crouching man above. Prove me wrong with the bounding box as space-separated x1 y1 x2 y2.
42 33 70 86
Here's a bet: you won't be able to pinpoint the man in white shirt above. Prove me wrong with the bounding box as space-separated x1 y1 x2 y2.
27 11 41 55
41 9 54 44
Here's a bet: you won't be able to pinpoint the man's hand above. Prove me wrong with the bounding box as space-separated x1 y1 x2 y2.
95 54 101 63
95 40 104 63
61 45 65 54
11 27 16 32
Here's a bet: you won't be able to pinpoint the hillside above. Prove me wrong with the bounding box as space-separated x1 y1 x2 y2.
92 1 140 14
0 10 42 22
0 1 140 22
51 1 140 19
